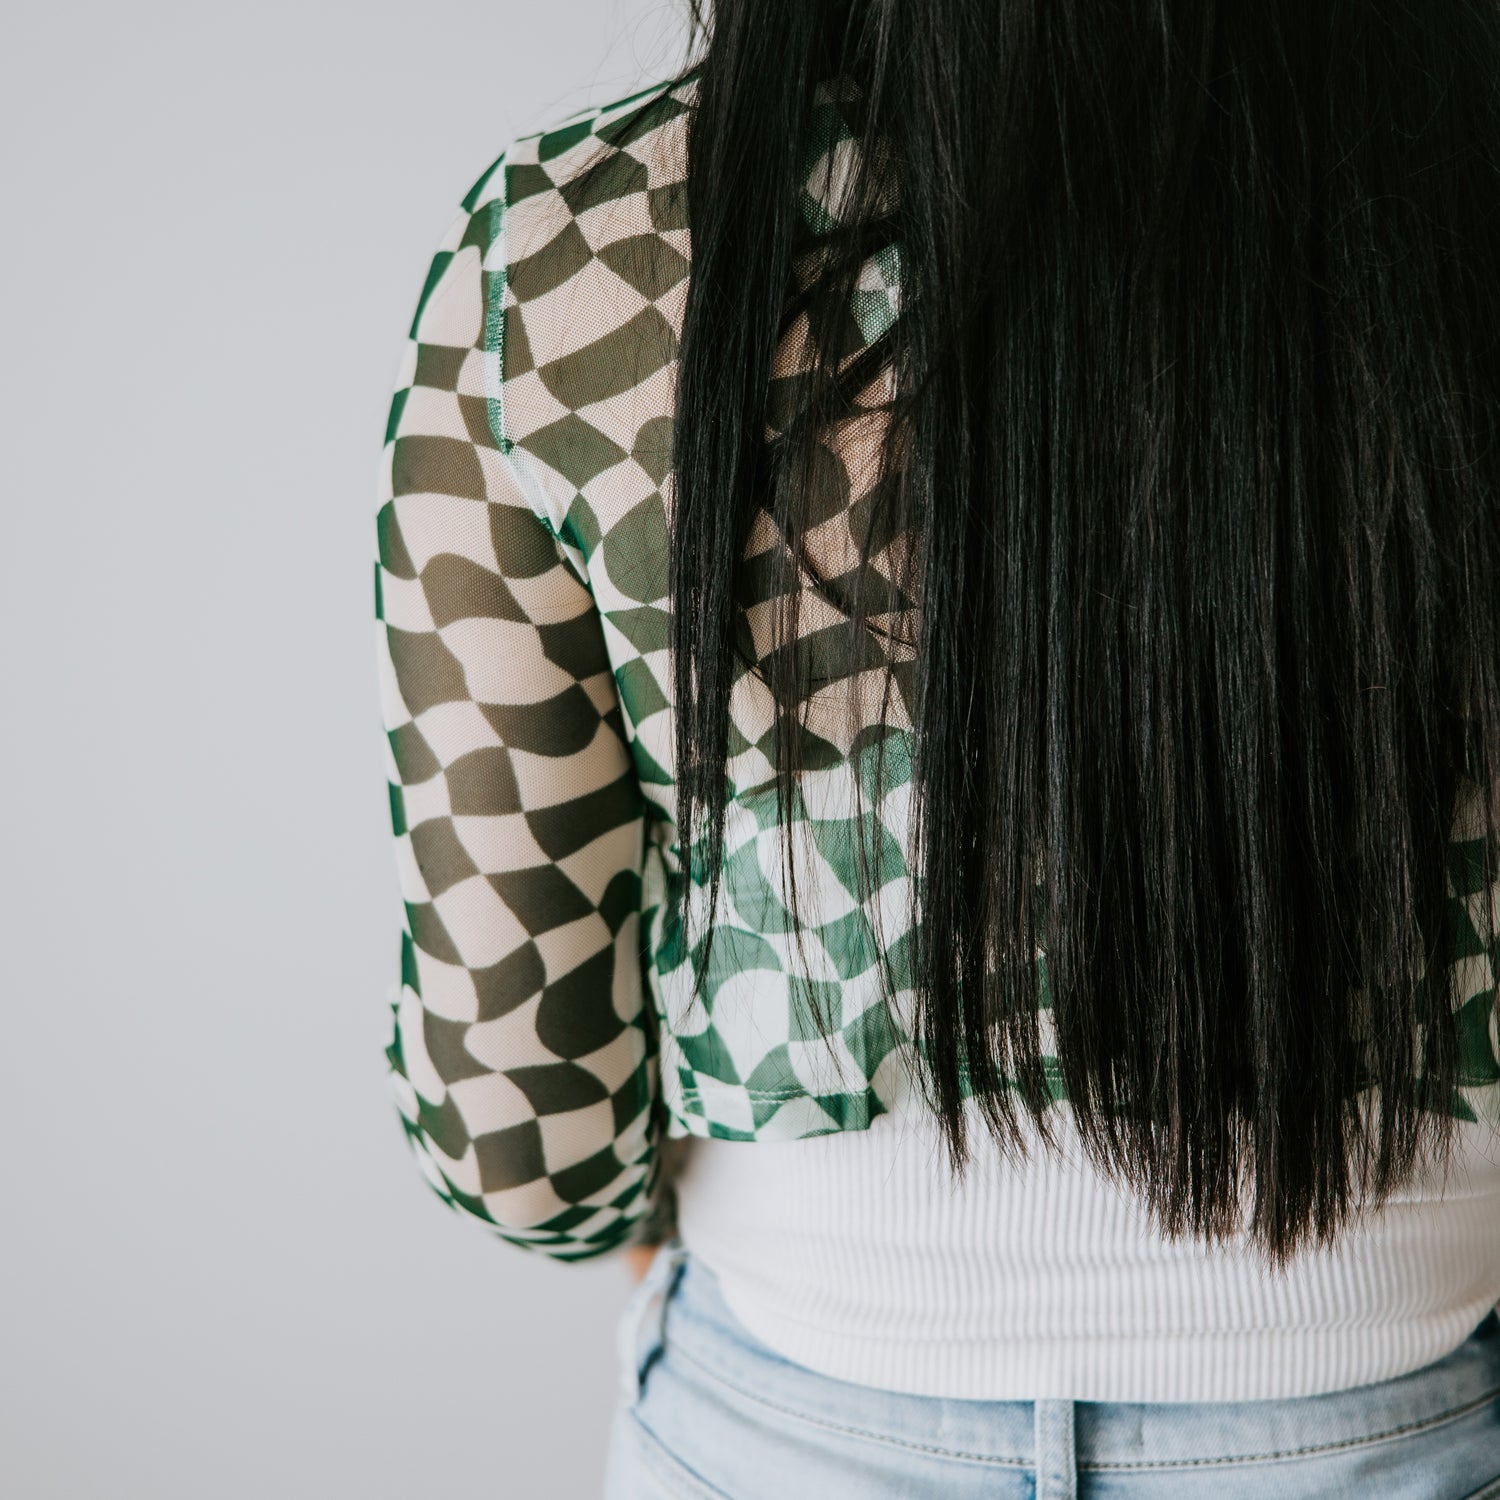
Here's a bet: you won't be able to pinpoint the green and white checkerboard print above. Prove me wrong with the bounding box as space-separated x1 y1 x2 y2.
376 69 1500 1260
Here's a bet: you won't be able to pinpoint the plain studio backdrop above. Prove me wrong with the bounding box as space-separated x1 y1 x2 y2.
0 3 690 1496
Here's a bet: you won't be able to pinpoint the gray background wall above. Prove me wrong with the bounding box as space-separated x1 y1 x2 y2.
1 4 690 1495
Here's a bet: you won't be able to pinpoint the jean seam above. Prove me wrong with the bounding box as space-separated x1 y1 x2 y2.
667 1336 1500 1475
1085 1385 1500 1471
627 1407 735 1500
666 1338 1031 1468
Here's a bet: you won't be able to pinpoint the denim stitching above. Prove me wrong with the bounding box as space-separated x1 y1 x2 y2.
1081 1384 1500 1472
666 1337 1500 1474
666 1339 1031 1467
627 1408 736 1500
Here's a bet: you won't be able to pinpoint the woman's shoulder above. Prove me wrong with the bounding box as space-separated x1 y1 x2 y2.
471 71 697 572
464 70 697 266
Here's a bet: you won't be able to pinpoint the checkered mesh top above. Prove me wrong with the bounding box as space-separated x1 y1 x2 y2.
374 71 1500 1261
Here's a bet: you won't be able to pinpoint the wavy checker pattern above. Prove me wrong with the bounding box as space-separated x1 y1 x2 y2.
375 73 1500 1259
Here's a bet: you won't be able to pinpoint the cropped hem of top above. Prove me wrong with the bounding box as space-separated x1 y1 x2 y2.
674 1092 1500 1403
375 64 1500 1397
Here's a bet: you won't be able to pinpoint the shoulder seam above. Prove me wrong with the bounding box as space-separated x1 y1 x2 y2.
482 150 512 457
478 151 585 574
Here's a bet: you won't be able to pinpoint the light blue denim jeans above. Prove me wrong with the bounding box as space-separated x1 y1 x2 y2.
602 1236 1500 1500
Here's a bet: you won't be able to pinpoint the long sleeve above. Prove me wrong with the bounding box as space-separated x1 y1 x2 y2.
373 158 662 1261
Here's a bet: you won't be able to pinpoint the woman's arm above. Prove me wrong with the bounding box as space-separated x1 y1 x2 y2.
373 162 662 1261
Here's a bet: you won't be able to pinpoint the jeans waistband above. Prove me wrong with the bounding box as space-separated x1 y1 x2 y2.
644 1237 1500 1471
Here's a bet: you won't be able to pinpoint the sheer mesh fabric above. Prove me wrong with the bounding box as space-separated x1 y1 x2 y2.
374 72 1500 1260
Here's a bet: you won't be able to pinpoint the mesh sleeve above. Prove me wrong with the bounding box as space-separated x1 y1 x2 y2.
372 160 662 1261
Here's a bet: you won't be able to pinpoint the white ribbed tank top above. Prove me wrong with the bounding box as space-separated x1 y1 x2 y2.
672 1091 1500 1402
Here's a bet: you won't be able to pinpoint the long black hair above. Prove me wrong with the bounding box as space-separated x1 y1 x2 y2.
665 0 1500 1264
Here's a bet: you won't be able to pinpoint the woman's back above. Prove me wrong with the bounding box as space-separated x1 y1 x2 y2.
375 65 1500 1405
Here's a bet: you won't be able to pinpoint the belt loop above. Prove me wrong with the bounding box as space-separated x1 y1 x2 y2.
1034 1397 1078 1500
615 1236 688 1408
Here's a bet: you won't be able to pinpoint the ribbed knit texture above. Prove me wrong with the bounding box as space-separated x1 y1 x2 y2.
674 1094 1500 1402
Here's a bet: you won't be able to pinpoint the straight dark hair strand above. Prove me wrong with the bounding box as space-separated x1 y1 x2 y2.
667 0 1500 1267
